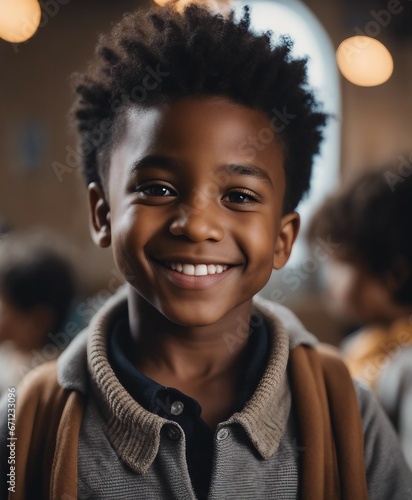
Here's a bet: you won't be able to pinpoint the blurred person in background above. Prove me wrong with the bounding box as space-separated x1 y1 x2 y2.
0 218 11 238
307 163 412 468
0 231 78 396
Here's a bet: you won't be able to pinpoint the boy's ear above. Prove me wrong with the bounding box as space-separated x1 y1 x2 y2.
88 182 111 248
273 212 300 270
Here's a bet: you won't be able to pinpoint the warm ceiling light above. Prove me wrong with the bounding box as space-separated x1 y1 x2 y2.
0 0 41 43
152 0 172 6
336 36 393 87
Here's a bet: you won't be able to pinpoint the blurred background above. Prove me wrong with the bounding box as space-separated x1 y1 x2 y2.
1 0 412 344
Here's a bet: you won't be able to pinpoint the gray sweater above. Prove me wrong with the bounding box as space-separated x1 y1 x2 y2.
1 290 412 499
378 346 412 471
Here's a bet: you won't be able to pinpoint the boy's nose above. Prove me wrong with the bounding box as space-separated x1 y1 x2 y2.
169 202 225 242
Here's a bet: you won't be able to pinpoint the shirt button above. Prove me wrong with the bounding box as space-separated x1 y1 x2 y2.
166 426 181 441
216 428 230 441
170 400 184 416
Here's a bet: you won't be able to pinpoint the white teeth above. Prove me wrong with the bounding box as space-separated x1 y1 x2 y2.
182 264 195 275
195 264 208 276
207 264 216 274
168 263 229 275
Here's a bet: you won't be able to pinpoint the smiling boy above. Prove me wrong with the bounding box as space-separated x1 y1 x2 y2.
1 4 412 499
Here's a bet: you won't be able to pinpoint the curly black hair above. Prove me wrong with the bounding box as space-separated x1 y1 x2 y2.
307 163 412 305
72 3 327 213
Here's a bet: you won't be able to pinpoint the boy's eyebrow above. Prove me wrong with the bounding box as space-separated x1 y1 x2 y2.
216 164 272 184
130 155 179 174
130 156 272 184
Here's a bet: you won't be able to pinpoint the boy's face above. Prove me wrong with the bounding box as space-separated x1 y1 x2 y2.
89 96 299 326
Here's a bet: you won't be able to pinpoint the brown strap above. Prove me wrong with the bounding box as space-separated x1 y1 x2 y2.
12 362 83 499
288 345 337 500
288 344 368 500
317 344 368 500
50 390 84 499
306 346 340 498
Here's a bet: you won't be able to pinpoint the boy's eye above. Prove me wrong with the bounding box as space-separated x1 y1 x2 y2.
223 190 257 204
137 183 176 197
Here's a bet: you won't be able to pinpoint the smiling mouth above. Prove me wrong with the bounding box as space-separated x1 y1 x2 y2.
164 262 230 276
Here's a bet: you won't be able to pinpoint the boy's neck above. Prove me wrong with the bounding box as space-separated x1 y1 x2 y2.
126 287 252 384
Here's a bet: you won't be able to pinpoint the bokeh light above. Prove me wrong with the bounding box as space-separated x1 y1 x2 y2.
152 0 172 6
0 0 41 43
336 36 393 87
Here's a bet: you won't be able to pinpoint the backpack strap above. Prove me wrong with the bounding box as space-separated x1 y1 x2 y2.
316 344 368 499
12 361 84 500
288 343 368 500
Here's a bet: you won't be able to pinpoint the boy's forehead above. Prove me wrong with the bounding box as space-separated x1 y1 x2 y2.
121 96 281 141
110 96 286 185
124 96 269 125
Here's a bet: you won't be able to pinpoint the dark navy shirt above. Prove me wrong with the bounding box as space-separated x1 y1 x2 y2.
109 313 269 500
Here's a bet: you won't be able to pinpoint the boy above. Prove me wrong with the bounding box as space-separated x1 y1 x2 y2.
1 5 411 499
307 164 412 469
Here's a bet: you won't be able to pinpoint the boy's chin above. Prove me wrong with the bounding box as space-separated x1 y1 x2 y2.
127 286 254 329
159 305 233 329
154 299 251 330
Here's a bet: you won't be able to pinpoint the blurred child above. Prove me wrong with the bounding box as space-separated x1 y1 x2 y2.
0 231 77 395
308 163 412 467
0 5 411 499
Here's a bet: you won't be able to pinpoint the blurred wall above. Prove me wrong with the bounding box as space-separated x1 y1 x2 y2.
307 0 412 174
1 0 412 300
0 0 144 293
